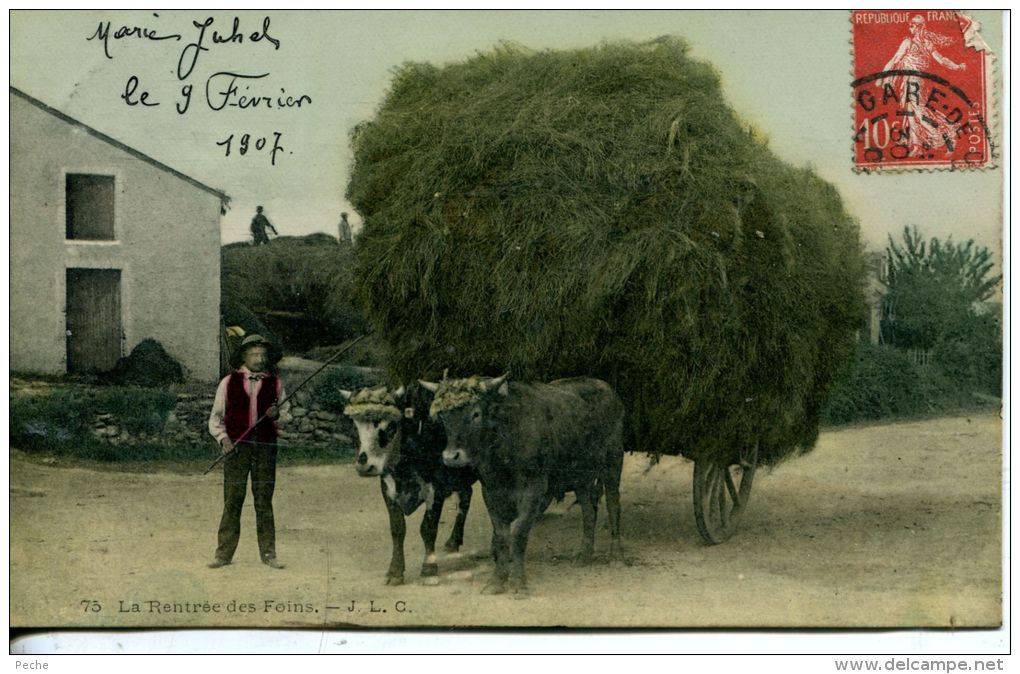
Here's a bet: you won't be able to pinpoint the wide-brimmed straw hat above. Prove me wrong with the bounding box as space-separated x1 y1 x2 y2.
231 333 282 368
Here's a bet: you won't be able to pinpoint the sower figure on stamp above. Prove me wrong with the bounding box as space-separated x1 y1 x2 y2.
208 334 289 569
879 15 966 152
250 205 278 245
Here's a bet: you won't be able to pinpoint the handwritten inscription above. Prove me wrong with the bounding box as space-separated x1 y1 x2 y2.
87 14 279 71
216 132 287 166
86 13 309 164
177 16 280 80
121 76 159 107
87 14 183 60
205 72 311 111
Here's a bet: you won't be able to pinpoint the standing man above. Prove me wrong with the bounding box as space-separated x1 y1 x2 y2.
208 334 288 569
250 206 278 245
338 211 353 243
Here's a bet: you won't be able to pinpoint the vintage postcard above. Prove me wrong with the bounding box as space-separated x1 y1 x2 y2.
9 10 1004 642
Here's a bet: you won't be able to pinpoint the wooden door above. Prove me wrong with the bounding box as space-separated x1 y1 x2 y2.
66 269 121 372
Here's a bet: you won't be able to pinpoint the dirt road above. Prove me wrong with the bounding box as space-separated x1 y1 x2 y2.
10 414 1002 628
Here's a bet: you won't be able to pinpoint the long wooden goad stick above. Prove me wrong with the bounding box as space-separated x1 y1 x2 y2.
202 333 370 475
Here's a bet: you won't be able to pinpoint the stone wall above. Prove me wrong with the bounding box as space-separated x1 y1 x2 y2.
87 389 356 451
44 359 379 451
278 388 355 449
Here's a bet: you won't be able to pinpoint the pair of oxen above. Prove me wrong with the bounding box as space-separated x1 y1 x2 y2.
340 374 625 597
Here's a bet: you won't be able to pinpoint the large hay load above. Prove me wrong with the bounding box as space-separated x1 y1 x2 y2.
348 39 865 474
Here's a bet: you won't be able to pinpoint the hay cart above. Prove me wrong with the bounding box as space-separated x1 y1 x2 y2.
347 38 866 549
691 443 758 544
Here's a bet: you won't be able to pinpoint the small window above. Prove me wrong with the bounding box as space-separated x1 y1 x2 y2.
66 174 115 240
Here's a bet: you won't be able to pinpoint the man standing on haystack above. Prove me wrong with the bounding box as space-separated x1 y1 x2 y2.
338 211 353 243
250 205 278 245
207 334 289 569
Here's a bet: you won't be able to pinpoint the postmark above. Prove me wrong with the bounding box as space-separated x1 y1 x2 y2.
851 10 994 171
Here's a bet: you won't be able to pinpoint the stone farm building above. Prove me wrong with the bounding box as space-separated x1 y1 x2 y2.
10 87 229 381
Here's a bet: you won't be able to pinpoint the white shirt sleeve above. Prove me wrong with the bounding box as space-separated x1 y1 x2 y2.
208 375 232 445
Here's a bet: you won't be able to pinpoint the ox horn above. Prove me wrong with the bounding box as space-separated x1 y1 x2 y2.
339 389 353 401
419 379 439 392
485 373 510 393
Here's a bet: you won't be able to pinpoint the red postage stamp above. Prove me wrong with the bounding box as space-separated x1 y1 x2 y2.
851 10 994 172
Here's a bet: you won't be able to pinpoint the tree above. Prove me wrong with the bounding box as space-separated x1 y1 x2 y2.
882 225 1000 350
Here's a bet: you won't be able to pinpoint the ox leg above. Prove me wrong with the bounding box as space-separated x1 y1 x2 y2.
481 486 513 595
419 492 445 579
383 497 407 586
604 448 625 563
506 482 547 597
444 485 472 552
573 483 598 566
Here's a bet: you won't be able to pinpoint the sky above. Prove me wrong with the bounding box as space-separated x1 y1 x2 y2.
9 9 1004 253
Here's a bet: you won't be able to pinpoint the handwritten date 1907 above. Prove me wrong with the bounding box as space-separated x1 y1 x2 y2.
216 132 286 166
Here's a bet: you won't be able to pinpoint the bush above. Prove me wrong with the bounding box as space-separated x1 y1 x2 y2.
313 366 388 413
12 390 92 450
823 343 997 425
348 38 865 464
932 308 1002 396
11 387 187 459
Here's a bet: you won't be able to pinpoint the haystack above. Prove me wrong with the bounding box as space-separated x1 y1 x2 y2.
347 38 865 464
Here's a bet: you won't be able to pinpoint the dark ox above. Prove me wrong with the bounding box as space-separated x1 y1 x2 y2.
421 375 625 597
341 384 477 585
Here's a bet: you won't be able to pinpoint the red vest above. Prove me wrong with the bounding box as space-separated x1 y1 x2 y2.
224 371 279 444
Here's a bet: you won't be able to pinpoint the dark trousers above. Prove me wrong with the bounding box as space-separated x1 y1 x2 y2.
215 441 278 562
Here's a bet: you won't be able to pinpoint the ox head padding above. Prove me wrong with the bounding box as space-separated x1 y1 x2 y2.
432 374 507 468
342 385 405 422
427 374 510 417
343 385 407 477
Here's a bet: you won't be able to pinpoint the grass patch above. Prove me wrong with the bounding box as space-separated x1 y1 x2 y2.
13 388 175 440
11 387 196 461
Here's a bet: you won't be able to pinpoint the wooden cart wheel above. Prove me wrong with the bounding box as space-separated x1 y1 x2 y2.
693 442 758 545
